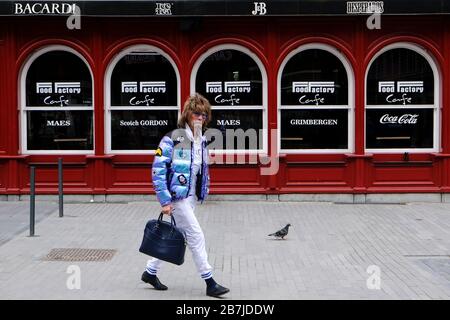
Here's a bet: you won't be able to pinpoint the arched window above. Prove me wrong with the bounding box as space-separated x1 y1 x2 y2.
278 44 354 153
191 45 267 153
105 45 180 153
365 43 440 152
20 46 94 153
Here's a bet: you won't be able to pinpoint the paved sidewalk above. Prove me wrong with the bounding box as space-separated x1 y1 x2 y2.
0 200 449 300
0 202 57 246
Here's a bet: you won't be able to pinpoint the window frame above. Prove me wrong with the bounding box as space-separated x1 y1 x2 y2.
190 44 268 155
277 43 355 154
104 45 180 154
364 42 441 153
19 45 95 154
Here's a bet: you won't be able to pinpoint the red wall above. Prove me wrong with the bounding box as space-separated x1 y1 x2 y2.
0 15 449 195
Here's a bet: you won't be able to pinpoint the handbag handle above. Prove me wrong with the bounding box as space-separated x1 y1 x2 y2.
158 212 177 227
156 212 178 237
156 212 185 240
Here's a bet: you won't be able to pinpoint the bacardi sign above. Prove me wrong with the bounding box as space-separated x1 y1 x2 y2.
14 2 77 15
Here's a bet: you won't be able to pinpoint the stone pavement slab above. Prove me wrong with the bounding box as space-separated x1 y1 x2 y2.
0 202 57 246
0 200 449 300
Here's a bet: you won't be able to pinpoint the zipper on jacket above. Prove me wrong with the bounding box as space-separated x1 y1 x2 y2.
186 141 193 199
200 139 206 202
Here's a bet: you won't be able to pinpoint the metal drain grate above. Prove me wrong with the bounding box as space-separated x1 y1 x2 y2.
43 248 117 262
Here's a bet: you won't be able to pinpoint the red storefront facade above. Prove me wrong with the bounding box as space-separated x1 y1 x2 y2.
1 1 450 201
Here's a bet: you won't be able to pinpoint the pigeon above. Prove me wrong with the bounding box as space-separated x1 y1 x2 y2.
268 224 291 239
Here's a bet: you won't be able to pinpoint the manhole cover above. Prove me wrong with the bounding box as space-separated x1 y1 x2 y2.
43 248 117 262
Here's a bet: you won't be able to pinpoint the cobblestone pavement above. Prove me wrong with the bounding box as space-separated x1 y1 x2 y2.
0 200 449 300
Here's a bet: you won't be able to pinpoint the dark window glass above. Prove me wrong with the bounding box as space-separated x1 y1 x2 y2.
280 109 348 149
366 109 433 148
196 49 262 106
206 110 263 150
111 53 177 106
26 51 92 107
281 49 348 106
367 48 434 105
111 110 178 150
27 111 93 150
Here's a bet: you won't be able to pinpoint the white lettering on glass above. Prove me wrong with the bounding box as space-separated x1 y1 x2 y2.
44 96 69 107
129 95 156 106
379 113 419 124
214 94 240 106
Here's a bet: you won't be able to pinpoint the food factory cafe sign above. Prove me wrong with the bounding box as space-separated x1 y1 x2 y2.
2 1 450 16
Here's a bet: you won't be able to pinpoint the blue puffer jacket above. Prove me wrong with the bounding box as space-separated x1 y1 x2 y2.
152 128 210 206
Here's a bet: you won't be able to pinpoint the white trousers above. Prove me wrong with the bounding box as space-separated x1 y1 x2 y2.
146 196 213 279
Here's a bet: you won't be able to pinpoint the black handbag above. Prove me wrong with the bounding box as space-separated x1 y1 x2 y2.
139 212 186 265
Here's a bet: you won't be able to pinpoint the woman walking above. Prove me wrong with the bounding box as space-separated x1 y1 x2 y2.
141 93 229 298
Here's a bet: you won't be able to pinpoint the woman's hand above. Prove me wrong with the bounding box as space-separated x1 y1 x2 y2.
161 204 173 216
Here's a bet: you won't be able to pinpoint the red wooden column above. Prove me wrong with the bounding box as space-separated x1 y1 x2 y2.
0 28 6 193
265 18 279 193
437 18 450 193
5 21 28 195
86 20 117 194
349 16 372 192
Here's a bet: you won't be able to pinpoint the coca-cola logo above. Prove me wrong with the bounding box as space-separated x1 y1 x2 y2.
379 114 419 124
